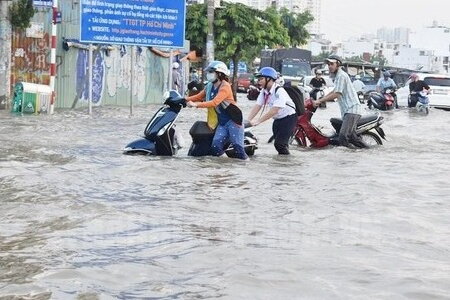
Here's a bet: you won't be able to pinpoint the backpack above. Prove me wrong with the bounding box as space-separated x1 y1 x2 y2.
275 86 305 116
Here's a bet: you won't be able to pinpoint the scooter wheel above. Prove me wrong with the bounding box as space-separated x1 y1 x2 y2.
360 132 382 146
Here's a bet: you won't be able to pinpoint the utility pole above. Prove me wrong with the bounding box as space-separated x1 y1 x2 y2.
0 0 12 109
206 0 215 64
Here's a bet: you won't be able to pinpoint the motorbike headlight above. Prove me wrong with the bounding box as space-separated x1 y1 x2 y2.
157 123 171 136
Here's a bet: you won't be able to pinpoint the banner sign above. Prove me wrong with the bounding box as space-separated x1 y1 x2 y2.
80 0 186 48
33 0 52 7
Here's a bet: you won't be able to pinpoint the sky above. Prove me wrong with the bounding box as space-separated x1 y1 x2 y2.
321 0 450 41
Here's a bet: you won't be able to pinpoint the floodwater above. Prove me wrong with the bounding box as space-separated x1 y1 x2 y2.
1 95 449 299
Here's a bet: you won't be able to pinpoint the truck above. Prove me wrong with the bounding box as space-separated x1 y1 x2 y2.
260 48 312 87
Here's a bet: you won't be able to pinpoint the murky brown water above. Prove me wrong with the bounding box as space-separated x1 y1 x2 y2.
1 95 449 299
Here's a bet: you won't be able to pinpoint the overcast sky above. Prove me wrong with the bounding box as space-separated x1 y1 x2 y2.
321 0 450 41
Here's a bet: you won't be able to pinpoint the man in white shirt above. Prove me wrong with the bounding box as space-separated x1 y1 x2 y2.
247 67 297 155
352 75 365 93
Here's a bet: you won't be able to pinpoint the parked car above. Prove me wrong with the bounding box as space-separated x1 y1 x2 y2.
237 73 252 93
396 73 450 110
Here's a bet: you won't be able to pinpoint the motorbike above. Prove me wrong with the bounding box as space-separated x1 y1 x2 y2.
291 99 386 148
188 120 258 157
368 88 397 110
123 91 258 157
409 90 430 114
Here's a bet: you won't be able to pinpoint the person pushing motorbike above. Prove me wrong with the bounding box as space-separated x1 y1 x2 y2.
408 73 431 108
247 67 297 155
185 61 248 160
313 55 368 149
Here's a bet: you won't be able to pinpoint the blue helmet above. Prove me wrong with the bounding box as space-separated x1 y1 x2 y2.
256 67 278 80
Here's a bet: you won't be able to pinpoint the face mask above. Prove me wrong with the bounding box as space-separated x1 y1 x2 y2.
206 72 217 82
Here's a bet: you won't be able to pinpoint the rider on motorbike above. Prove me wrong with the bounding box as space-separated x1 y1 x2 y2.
408 73 431 108
309 70 327 100
376 71 398 108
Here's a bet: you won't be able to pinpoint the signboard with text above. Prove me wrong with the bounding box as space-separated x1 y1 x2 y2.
80 0 186 48
33 0 52 7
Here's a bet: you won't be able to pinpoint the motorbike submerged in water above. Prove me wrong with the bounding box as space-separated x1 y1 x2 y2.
123 91 258 157
291 99 386 148
368 88 398 110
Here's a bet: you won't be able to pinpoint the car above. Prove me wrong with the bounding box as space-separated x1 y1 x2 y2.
396 73 450 110
237 73 252 93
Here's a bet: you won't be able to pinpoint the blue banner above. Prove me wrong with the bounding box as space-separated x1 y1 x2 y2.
33 0 52 7
80 0 186 48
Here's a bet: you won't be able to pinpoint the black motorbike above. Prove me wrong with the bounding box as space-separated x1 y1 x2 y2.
123 91 258 157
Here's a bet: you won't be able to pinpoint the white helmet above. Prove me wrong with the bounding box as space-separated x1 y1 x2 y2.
172 62 180 69
355 75 361 80
204 61 230 77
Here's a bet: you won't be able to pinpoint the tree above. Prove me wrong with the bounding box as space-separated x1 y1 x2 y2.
8 0 35 30
277 7 313 47
212 2 290 96
312 51 332 62
186 4 208 59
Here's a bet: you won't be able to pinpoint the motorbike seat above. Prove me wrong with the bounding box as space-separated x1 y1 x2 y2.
330 114 379 127
189 121 215 143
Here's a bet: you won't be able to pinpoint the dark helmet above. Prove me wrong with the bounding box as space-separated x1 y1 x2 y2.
325 54 343 65
383 71 391 77
256 67 278 80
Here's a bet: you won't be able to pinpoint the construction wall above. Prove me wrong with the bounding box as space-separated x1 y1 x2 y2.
8 0 179 109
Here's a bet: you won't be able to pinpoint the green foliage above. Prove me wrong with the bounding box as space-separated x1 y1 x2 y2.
185 1 314 94
312 51 332 62
278 7 314 47
186 4 208 55
9 0 35 30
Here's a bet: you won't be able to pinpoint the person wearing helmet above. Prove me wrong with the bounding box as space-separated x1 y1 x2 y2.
376 70 398 107
313 55 368 148
309 70 327 101
186 61 248 160
247 67 297 155
172 62 181 93
408 73 430 108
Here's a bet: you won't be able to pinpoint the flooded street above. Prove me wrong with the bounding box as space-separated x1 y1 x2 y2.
1 95 449 299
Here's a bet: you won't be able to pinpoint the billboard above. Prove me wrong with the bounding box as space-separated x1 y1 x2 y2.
80 0 186 48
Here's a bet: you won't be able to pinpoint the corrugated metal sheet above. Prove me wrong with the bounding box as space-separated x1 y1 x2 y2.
11 0 173 109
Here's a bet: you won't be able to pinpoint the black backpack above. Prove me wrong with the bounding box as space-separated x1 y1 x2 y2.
275 86 305 116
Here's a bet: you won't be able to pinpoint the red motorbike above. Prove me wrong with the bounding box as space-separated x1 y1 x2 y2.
368 88 397 110
291 99 386 148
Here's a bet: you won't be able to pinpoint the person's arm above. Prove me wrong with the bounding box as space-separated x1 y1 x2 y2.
186 89 206 102
313 91 340 107
247 104 262 122
251 107 280 126
391 79 397 89
192 85 230 108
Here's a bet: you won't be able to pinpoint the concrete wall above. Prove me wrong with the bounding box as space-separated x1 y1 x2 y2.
0 0 12 108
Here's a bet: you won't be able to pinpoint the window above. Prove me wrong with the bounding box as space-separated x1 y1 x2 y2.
424 77 450 87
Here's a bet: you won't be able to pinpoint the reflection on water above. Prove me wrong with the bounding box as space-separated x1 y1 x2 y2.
1 99 449 299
